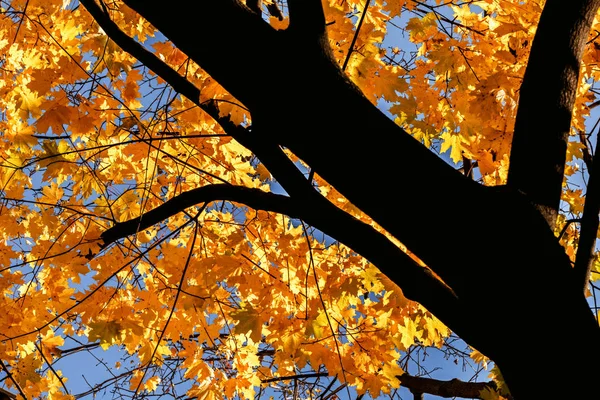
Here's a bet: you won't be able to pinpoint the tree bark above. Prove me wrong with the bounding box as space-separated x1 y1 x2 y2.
508 0 600 228
398 375 497 399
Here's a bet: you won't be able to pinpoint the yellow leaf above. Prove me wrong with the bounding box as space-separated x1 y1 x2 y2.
491 21 526 37
306 310 329 340
87 321 123 350
440 131 464 164
394 317 422 351
13 86 43 120
36 99 75 134
42 182 64 205
143 376 161 392
231 303 263 343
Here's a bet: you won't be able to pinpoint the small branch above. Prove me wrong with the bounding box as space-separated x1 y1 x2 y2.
59 342 101 356
342 0 371 71
558 218 580 240
579 130 594 170
261 372 328 383
80 0 200 103
34 342 69 395
462 156 474 180
398 374 498 399
101 185 292 246
0 360 22 400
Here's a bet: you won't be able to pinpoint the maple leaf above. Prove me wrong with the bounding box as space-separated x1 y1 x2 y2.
384 0 408 18
231 302 263 343
143 376 161 392
393 317 423 351
12 86 43 121
40 330 64 359
41 182 65 205
440 131 465 164
87 321 123 350
36 98 75 134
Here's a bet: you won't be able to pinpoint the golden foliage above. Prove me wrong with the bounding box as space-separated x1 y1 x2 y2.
0 0 596 399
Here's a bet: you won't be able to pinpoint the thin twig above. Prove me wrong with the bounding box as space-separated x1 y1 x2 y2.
342 0 371 71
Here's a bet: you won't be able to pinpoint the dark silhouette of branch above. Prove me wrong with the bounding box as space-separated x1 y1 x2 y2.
261 372 328 383
574 126 600 291
579 129 594 170
0 360 21 400
398 374 499 399
101 185 287 245
342 0 370 71
508 0 600 228
80 0 201 104
100 183 460 322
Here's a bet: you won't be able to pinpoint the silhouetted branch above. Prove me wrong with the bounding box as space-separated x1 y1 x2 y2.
100 182 459 322
0 360 21 400
574 126 600 291
287 0 326 36
80 0 201 103
508 0 600 228
101 185 288 246
342 0 370 71
261 372 328 383
398 374 498 399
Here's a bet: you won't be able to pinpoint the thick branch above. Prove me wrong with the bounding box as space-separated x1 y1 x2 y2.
287 0 326 36
101 183 461 325
120 0 275 111
398 375 498 399
574 128 600 291
101 185 288 245
508 0 600 228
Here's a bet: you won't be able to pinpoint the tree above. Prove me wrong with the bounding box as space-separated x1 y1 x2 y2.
0 0 599 398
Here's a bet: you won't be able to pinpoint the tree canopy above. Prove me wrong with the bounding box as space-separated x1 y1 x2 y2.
0 0 599 399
